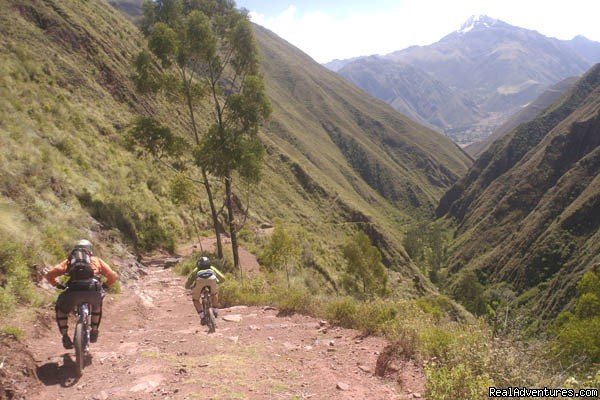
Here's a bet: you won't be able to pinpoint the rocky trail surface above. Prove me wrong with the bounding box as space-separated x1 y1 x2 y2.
15 254 424 399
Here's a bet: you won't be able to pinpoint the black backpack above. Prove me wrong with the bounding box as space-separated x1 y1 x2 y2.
67 248 95 281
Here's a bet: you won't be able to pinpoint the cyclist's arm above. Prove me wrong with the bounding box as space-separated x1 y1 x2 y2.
210 266 226 283
185 267 199 289
97 258 118 287
45 260 68 286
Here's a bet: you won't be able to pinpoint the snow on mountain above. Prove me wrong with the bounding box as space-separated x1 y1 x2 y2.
458 15 498 34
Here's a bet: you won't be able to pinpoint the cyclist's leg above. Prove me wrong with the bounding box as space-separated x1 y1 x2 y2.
83 287 103 341
190 282 203 322
55 291 76 348
204 275 219 308
192 298 202 313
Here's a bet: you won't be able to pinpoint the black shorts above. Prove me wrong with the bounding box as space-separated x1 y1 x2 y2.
55 280 103 314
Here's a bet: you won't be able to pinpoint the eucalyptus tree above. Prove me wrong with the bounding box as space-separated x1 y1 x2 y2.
133 0 270 273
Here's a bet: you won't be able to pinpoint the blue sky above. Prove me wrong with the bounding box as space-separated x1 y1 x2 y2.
237 0 400 18
237 0 600 63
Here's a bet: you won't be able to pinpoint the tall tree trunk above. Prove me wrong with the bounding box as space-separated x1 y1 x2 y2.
225 176 241 278
189 206 204 253
185 83 223 258
202 168 223 259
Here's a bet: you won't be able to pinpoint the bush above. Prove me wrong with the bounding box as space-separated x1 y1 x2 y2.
0 237 37 312
419 327 456 361
78 192 175 252
425 363 493 400
342 231 389 298
174 258 196 277
355 299 399 335
272 285 316 316
325 297 359 327
553 271 600 365
219 276 270 307
1 326 25 341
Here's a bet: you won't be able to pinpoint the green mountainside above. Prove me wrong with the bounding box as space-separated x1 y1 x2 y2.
338 56 483 133
0 0 470 296
465 76 578 158
438 64 600 320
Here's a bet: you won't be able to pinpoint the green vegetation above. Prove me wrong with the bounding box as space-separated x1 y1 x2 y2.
553 270 600 366
1 326 25 341
1 0 194 319
132 0 272 275
215 268 591 399
438 63 600 328
403 221 450 284
0 234 39 313
341 231 389 298
259 222 299 287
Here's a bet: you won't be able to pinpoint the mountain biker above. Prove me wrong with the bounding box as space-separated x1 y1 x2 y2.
45 239 118 349
184 256 225 325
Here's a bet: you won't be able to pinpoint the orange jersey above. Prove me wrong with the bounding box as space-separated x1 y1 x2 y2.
45 256 118 287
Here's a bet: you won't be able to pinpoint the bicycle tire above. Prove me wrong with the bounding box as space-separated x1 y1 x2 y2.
202 290 216 333
207 306 216 333
74 322 85 377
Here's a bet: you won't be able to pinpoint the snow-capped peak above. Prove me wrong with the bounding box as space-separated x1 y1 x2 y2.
458 15 498 33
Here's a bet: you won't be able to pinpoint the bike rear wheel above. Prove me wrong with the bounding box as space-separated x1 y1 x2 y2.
202 293 216 333
206 306 216 333
74 322 85 377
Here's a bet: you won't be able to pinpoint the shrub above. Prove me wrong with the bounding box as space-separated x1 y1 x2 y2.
0 237 37 311
451 270 486 314
174 258 196 277
325 296 359 327
355 299 399 335
78 192 175 252
272 285 316 316
342 231 389 298
553 271 600 365
419 327 456 361
219 276 269 307
1 326 25 341
259 222 299 287
425 363 493 400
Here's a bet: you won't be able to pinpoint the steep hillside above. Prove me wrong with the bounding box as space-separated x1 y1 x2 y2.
437 64 600 320
337 15 600 145
338 56 483 133
0 0 471 300
465 76 578 158
0 0 190 265
251 24 471 270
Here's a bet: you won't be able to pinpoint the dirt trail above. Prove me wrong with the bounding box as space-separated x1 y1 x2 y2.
25 256 424 399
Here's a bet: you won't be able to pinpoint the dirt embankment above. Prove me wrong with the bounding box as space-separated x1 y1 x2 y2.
2 253 425 399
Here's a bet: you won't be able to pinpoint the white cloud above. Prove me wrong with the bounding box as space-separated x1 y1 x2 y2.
248 0 600 63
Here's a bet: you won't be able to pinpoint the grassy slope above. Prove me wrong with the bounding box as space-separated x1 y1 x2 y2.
0 0 192 263
252 25 471 272
0 0 470 300
438 64 600 319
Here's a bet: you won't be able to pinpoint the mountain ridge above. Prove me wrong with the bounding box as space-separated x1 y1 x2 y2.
333 16 600 145
465 76 579 158
437 63 600 319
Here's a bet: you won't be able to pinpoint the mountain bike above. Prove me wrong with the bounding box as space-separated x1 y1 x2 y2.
200 286 216 333
73 302 91 377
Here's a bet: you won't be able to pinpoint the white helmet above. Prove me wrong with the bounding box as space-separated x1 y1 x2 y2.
75 239 93 254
